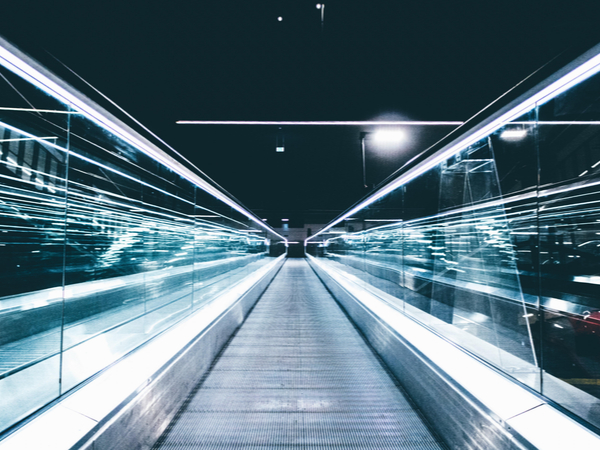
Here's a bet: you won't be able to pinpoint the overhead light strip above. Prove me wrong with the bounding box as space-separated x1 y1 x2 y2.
178 120 600 126
512 121 600 125
176 120 464 126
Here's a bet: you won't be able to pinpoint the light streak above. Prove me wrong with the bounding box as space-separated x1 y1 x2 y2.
306 48 600 243
0 37 286 243
0 136 58 143
0 106 79 114
176 120 464 126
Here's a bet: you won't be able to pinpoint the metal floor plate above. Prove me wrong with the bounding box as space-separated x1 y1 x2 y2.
153 259 446 449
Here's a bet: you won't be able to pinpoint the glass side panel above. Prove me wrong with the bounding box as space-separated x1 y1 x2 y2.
488 113 540 390
0 65 68 432
0 46 283 434
537 70 600 425
311 143 539 380
360 187 404 298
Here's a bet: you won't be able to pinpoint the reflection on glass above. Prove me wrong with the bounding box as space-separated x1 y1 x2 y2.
0 45 285 434
536 70 600 421
318 148 539 375
0 64 69 430
307 51 600 431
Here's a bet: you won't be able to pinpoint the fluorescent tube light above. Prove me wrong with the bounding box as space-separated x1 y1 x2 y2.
500 129 527 140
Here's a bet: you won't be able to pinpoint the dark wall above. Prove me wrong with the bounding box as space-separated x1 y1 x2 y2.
286 243 305 258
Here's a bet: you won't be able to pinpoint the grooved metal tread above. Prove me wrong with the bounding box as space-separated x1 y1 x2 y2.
153 259 446 449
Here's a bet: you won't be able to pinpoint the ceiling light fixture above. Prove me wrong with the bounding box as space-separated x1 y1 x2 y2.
500 129 527 140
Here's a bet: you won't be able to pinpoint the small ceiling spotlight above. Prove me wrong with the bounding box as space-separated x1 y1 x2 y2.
316 4 322 9
277 16 283 21
500 129 527 140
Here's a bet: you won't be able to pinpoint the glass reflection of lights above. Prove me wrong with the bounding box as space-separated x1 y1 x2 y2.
307 49 600 241
0 36 286 435
499 129 527 140
306 42 600 431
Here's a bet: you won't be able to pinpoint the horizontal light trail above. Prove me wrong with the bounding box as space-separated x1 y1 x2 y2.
176 120 464 126
512 121 600 125
0 106 80 114
180 120 600 126
0 136 57 143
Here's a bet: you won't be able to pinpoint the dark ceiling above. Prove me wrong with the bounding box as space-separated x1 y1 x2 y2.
1 0 598 225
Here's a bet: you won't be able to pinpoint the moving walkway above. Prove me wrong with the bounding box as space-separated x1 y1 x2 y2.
153 260 445 449
3 29 600 450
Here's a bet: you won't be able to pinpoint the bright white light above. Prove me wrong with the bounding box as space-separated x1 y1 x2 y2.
500 129 528 140
316 4 322 9
177 120 463 126
372 129 406 145
276 146 284 152
0 136 57 143
278 16 283 21
0 106 79 114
